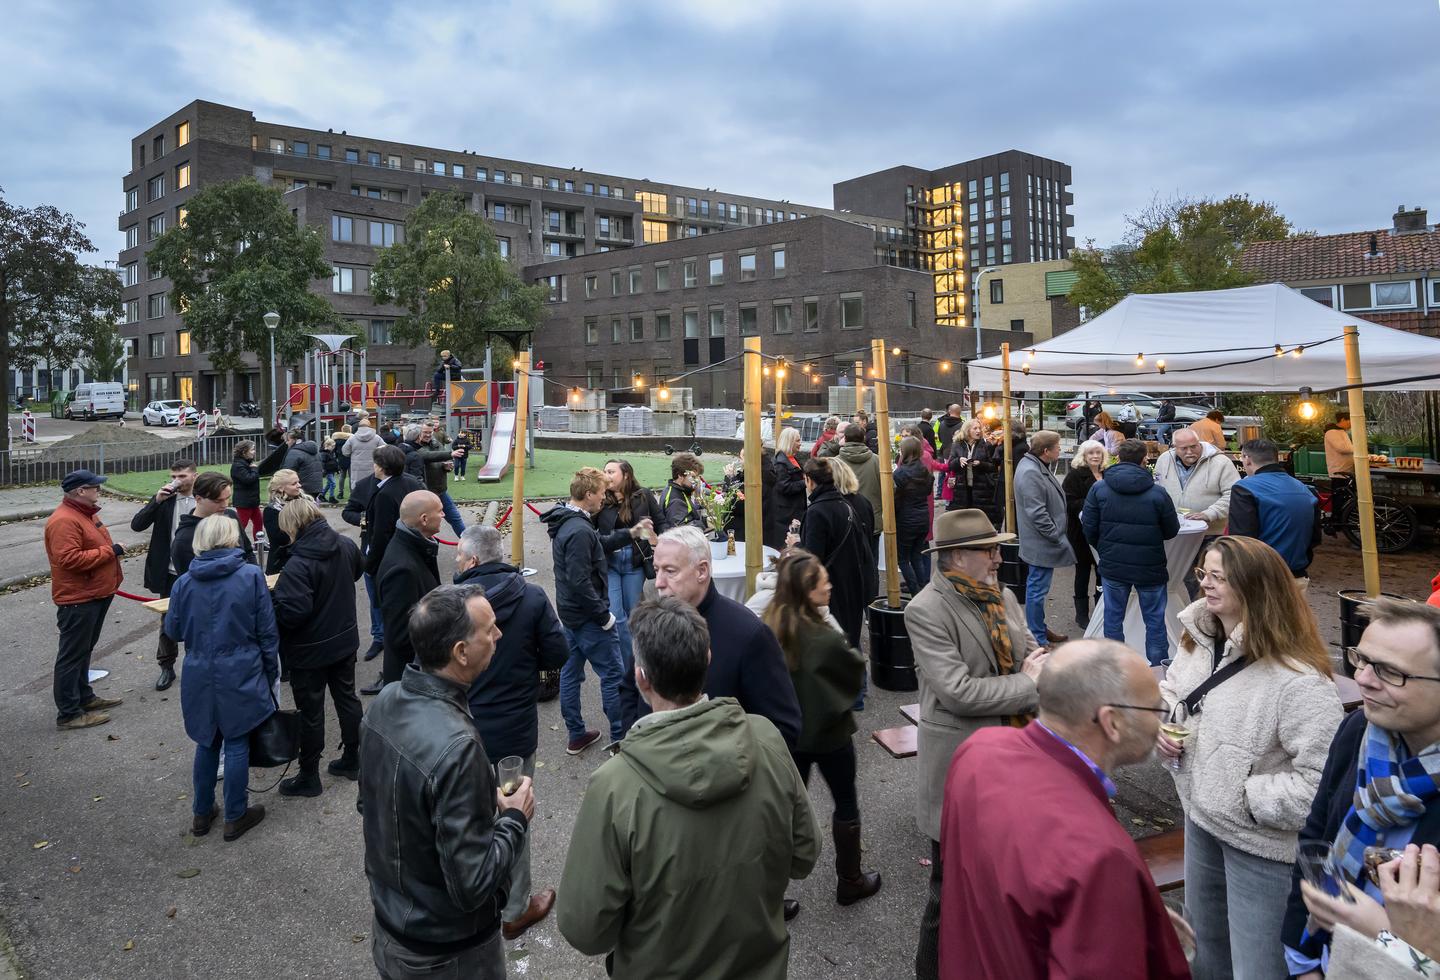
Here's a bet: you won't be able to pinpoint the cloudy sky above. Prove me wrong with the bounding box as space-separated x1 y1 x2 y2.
4 0 1437 261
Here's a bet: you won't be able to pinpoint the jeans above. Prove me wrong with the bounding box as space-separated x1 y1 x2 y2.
453 454 467 477
560 622 625 743
372 919 504 980
288 659 362 770
54 596 112 721
1103 580 1169 665
895 524 930 596
321 474 336 499
193 731 250 822
337 469 349 498
607 546 647 731
1024 564 1055 646
793 740 859 822
438 491 466 538
1183 816 1292 980
916 838 943 980
363 572 384 642
499 753 536 923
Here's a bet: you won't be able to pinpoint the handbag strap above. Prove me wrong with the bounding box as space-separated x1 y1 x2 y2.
1182 654 1250 716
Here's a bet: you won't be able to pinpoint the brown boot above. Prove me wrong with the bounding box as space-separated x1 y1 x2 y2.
1046 628 1070 644
56 711 110 730
191 806 219 837
502 888 555 941
833 818 882 906
223 805 266 842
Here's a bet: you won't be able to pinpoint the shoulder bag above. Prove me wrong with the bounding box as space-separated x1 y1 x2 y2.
1180 633 1250 717
249 685 301 768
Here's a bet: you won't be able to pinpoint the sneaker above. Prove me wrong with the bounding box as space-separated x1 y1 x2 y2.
82 695 123 710
57 711 110 731
223 805 266 842
567 730 601 755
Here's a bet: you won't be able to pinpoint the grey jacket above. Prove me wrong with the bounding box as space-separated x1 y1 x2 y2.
342 426 385 484
1013 453 1074 568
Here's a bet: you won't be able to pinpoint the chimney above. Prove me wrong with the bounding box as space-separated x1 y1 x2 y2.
1393 205 1429 234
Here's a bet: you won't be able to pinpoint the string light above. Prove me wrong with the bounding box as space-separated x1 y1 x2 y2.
1291 345 1304 358
658 386 670 401
1274 344 1284 357
891 346 901 356
776 366 786 380
1297 386 1318 421
569 387 581 404
981 402 998 420
633 374 645 389
1021 363 1031 375
1134 353 1145 367
1157 359 1167 375
763 365 771 377
939 361 951 373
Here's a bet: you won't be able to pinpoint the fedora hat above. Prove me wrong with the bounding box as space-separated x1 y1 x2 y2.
924 509 1015 554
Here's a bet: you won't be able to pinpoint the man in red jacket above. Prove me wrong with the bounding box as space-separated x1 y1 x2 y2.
43 470 126 730
938 638 1192 979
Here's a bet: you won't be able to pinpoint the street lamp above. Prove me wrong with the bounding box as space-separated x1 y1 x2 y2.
263 311 280 424
971 266 1002 360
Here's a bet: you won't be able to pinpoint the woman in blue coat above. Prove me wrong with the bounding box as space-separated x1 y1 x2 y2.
164 514 279 842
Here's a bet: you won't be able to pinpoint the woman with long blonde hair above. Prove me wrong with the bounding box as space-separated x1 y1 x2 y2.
1157 535 1342 979
261 468 310 574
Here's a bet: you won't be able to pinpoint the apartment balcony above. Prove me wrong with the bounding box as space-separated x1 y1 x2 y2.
593 227 636 245
543 221 586 239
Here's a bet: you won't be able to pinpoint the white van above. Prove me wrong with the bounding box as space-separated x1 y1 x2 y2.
66 383 127 420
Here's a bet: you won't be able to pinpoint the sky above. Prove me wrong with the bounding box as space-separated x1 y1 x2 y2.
3 0 1438 262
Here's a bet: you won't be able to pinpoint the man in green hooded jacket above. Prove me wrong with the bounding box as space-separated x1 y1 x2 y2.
557 596 820 979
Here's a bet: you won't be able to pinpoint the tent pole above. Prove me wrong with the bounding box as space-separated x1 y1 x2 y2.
871 339 901 608
743 338 764 598
855 359 865 415
1343 325 1380 598
1002 343 1014 533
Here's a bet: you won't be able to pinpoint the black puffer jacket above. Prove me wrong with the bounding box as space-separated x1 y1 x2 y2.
892 459 933 533
455 562 569 759
359 667 528 951
283 440 324 495
799 485 878 650
271 518 364 670
540 505 610 630
1081 462 1180 586
230 459 261 509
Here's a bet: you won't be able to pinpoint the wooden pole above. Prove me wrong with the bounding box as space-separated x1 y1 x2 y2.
1343 325 1380 597
743 338 765 597
1001 343 1015 533
871 340 902 608
509 351 530 567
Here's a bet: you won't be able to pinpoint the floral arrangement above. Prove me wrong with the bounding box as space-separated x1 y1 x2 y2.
701 475 742 536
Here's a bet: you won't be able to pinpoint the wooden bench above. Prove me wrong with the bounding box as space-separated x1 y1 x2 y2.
872 725 917 759
1137 828 1185 892
900 703 919 725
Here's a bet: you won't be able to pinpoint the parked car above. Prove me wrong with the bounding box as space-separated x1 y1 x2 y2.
1064 392 1210 431
64 383 127 420
142 400 201 427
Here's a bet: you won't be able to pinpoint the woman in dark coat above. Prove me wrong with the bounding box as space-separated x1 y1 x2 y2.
261 468 308 574
270 497 365 797
770 427 808 548
1062 439 1107 627
947 418 999 521
164 514 277 842
596 458 667 697
892 436 935 595
230 441 262 543
797 457 877 653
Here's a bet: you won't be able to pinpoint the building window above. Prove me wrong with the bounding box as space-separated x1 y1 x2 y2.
1373 281 1417 308
176 121 190 147
332 215 353 242
313 144 330 160
369 220 399 247
656 312 671 340
123 262 139 286
803 297 820 332
611 270 622 296
683 309 700 339
452 163 464 178
1000 172 1010 193
497 238 509 258
907 291 917 329
332 267 363 293
1002 243 1013 263
629 268 642 294
598 185 609 197
683 260 698 288
840 293 864 330
125 188 138 213
125 225 139 249
1010 319 1025 331
772 302 793 334
1432 280 1440 306
175 163 191 190
148 333 165 357
655 263 670 291
147 174 166 201
611 318 622 343
987 245 996 265
124 299 139 323
739 304 758 336
773 247 787 277
585 319 598 345
584 183 594 195
708 255 724 285
989 279 1004 304
709 308 725 337
739 252 756 281
1001 219 1012 239
344 148 359 163
984 175 994 197
545 275 566 303
147 214 166 240
149 261 163 281
584 275 598 299
369 319 394 345
177 330 192 356
147 293 167 319
431 161 445 176
630 316 644 342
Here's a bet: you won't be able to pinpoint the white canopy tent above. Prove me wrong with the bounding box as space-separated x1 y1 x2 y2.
968 283 1440 394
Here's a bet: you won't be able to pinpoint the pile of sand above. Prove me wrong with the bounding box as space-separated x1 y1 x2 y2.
37 423 188 463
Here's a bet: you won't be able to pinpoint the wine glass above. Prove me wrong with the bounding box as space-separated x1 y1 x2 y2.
1161 702 1190 772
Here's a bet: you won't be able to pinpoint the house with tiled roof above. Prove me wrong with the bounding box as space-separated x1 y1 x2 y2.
1240 206 1440 336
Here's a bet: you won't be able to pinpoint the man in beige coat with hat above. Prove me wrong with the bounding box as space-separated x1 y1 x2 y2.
905 508 1048 980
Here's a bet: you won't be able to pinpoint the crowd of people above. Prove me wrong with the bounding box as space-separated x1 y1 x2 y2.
35 400 1440 979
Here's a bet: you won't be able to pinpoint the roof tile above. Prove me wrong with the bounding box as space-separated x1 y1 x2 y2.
1240 227 1440 281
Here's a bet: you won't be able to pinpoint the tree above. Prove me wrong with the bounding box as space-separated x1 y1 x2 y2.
80 319 128 384
1069 194 1297 318
369 191 547 377
0 189 123 450
147 178 339 421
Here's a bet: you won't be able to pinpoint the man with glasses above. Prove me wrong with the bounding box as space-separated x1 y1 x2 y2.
937 638 1192 978
906 508 1048 979
1282 601 1440 977
1152 428 1238 598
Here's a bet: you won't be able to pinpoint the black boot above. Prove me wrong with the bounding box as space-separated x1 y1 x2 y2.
279 767 323 798
1074 595 1090 628
327 746 360 781
833 818 882 906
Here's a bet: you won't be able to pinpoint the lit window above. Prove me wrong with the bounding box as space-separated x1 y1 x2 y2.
177 330 191 356
175 121 190 147
840 293 864 330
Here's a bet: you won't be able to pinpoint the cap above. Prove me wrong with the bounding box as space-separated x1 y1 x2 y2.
62 469 108 493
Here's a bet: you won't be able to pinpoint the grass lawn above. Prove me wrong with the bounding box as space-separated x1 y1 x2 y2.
103 449 738 503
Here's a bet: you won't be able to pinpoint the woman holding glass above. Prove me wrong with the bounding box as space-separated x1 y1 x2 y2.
1157 535 1342 980
1062 439 1107 627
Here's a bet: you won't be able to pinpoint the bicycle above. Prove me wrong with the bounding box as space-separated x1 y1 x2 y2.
1309 476 1418 554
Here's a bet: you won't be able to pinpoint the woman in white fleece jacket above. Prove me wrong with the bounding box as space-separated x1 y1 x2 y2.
1157 535 1342 980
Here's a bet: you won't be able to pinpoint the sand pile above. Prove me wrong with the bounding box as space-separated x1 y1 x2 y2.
37 423 188 462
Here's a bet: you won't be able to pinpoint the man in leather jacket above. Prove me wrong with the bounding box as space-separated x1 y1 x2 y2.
360 585 536 979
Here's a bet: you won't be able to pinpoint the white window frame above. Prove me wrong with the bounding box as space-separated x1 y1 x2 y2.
1371 280 1416 309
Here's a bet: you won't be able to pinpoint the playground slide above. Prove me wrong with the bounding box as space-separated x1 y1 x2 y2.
475 411 517 482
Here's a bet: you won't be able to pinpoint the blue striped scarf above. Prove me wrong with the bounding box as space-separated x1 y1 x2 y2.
1334 722 1440 885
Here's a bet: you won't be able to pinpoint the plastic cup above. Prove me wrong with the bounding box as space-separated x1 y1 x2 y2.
496 756 524 797
1296 840 1356 904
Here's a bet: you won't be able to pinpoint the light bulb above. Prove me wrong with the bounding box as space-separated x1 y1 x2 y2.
1292 345 1304 358
891 346 901 356
659 387 670 401
1135 353 1145 367
1274 344 1284 357
939 361 951 373
1299 400 1317 420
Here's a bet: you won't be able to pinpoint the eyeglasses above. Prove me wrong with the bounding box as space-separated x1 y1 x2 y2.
1102 703 1169 717
1192 567 1227 586
966 545 1002 557
1346 647 1440 688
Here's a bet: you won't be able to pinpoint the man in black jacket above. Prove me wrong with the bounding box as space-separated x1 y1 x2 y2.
130 458 197 691
282 429 324 496
454 526 567 941
402 422 465 537
936 404 966 457
916 408 940 456
171 471 255 576
650 525 802 749
540 468 627 755
376 490 443 689
1282 601 1440 976
358 446 424 694
360 584 533 979
343 472 386 664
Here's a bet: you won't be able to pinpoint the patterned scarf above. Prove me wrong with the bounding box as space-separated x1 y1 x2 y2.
942 567 1031 727
1334 722 1440 885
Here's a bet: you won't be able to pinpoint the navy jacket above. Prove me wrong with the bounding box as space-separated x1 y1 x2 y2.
893 459 934 533
540 505 612 630
455 562 569 759
1081 462 1180 586
1229 464 1321 576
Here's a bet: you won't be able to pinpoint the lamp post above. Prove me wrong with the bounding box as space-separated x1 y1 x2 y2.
263 311 279 425
971 266 1002 414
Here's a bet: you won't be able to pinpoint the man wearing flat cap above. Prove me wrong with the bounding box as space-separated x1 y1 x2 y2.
904 508 1049 980
44 470 126 730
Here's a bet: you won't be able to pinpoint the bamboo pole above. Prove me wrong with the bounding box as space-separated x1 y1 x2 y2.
509 351 530 567
1343 326 1380 597
1001 343 1015 533
871 340 902 608
743 338 765 597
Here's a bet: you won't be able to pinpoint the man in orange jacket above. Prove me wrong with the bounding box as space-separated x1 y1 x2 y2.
43 470 126 730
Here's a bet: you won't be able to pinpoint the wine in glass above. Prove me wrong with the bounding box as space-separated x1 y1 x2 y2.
1161 702 1190 772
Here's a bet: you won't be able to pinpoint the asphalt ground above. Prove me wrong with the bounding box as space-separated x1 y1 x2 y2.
0 495 1434 978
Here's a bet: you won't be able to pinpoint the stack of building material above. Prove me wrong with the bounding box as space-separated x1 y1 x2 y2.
828 387 872 416
694 409 740 439
618 407 654 435
569 410 607 434
535 406 571 431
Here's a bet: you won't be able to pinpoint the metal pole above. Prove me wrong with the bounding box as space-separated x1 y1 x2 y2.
285 369 294 428
510 352 531 567
973 272 984 360
483 343 493 454
1002 342 1015 534
743 338 764 598
774 362 785 438
855 359 865 415
1343 325 1380 597
871 339 901 608
267 328 277 426
444 363 454 437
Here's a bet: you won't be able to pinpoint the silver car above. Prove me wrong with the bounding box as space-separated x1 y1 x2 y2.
142 400 201 426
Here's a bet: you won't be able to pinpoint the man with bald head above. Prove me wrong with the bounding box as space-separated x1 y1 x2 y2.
376 490 443 687
936 639 1191 979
